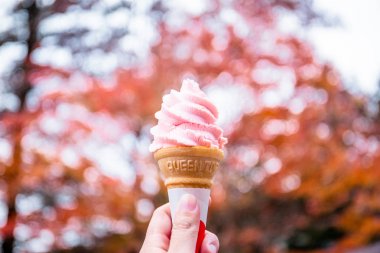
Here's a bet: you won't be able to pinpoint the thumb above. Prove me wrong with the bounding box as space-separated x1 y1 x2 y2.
168 194 200 253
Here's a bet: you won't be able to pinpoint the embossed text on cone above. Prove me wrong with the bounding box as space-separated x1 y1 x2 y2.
154 146 224 189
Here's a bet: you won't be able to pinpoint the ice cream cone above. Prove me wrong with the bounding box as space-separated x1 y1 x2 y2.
154 146 224 188
154 146 224 253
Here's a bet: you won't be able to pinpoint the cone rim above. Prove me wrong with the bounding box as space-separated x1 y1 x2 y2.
153 146 224 161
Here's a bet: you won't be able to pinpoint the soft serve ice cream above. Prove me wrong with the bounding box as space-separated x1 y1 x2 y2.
149 79 227 152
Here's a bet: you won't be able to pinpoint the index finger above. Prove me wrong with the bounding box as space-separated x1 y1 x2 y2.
146 203 172 237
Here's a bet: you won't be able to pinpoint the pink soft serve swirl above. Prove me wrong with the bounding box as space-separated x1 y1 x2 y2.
149 79 227 152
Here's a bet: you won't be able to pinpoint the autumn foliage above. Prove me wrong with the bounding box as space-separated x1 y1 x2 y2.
1 0 380 253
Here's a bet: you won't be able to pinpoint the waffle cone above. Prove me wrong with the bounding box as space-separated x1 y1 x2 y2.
154 146 224 189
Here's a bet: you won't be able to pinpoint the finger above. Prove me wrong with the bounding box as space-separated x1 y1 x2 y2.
140 203 172 252
201 231 219 253
146 203 172 236
168 194 200 253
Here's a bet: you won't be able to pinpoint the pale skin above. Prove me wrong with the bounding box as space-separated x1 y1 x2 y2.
140 194 219 253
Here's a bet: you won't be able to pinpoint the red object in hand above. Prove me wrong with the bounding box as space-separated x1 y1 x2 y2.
195 221 206 253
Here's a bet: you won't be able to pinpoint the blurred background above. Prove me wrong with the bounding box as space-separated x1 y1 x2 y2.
1 0 380 252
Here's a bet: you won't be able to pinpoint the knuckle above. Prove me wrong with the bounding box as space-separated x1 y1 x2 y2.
173 215 196 231
213 235 220 247
209 232 219 242
205 231 220 247
173 220 193 230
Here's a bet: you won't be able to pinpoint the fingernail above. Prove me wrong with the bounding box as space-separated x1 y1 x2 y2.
178 194 197 212
207 242 217 253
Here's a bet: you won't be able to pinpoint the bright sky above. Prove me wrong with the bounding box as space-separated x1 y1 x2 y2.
1 0 379 96
309 0 380 95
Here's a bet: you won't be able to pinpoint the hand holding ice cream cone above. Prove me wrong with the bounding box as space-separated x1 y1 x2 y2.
140 195 219 253
149 79 227 253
